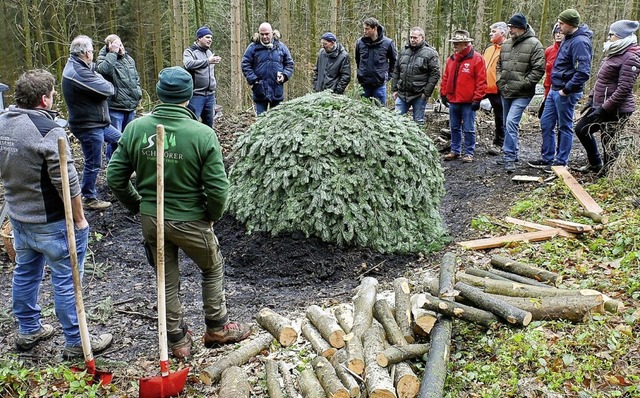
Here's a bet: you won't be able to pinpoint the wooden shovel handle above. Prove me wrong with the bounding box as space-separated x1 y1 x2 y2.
155 125 169 368
57 138 94 364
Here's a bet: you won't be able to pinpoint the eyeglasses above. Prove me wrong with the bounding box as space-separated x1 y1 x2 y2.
608 33 616 37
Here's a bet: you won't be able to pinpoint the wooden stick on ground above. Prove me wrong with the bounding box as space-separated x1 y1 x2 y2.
301 319 337 358
218 366 251 398
504 216 576 238
330 349 361 398
307 305 345 349
420 293 500 329
363 322 396 398
298 368 327 398
488 294 605 322
410 294 437 336
418 252 455 398
486 268 551 288
312 355 350 398
332 304 354 334
376 343 430 367
394 361 420 398
264 359 285 398
490 255 562 286
552 166 604 216
457 229 560 250
256 307 298 347
278 361 299 398
455 282 532 326
394 277 415 344
465 267 513 282
543 218 593 234
200 333 273 385
374 299 408 346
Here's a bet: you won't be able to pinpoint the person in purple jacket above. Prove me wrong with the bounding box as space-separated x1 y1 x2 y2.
575 20 640 174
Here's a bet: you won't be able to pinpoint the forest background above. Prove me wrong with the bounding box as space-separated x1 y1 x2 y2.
0 0 639 113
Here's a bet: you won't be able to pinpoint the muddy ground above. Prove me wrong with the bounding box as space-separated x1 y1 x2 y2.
0 106 592 396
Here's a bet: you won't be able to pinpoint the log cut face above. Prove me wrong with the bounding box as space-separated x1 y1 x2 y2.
256 307 298 346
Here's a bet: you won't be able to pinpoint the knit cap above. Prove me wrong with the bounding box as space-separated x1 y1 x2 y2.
558 9 580 27
609 20 640 39
196 26 213 39
156 67 193 104
507 13 527 29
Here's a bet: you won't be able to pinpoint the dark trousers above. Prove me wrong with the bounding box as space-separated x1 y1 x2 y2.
487 93 504 146
575 110 631 169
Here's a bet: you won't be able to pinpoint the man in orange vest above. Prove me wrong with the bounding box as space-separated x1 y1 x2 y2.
483 22 508 155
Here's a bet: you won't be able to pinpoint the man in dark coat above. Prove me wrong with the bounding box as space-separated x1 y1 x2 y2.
313 32 351 94
355 17 397 106
242 22 295 115
391 26 440 127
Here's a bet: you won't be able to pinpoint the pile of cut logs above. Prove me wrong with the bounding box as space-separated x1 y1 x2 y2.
197 250 620 398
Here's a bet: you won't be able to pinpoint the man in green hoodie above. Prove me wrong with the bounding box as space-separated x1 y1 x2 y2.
106 67 250 360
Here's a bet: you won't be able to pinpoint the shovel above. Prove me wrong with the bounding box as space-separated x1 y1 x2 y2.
139 125 189 398
57 138 113 385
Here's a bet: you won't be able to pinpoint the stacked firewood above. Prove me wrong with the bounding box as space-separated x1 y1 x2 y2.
197 252 620 398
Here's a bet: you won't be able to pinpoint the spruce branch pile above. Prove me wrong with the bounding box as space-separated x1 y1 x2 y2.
228 91 446 254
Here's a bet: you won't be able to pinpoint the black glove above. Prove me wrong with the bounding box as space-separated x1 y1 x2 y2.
471 101 481 111
580 100 594 116
537 100 545 119
440 94 449 107
586 106 605 121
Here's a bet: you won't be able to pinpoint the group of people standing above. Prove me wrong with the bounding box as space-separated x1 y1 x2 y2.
1 11 639 363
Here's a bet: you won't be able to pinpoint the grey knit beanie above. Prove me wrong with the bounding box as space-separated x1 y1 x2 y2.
609 20 640 39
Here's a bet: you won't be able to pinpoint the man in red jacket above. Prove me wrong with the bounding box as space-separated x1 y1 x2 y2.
440 30 487 163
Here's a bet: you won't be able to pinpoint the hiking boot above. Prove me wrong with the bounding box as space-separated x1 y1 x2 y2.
462 154 474 163
575 163 603 173
203 322 252 348
16 324 55 351
443 152 461 161
83 198 111 211
527 159 552 169
487 146 502 156
62 333 113 360
169 332 192 360
504 161 516 174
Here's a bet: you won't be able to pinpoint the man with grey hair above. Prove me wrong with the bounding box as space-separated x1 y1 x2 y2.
62 35 121 210
0 69 112 358
483 22 508 155
391 26 440 127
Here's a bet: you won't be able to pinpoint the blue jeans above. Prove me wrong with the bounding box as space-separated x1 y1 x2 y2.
188 94 215 128
501 96 532 162
74 125 122 199
362 85 387 106
11 218 89 346
540 90 582 165
255 100 282 116
395 95 427 126
109 110 136 132
448 103 476 156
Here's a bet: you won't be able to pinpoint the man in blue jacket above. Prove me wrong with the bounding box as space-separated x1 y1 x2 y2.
356 17 397 106
62 35 121 210
242 22 295 115
530 9 593 170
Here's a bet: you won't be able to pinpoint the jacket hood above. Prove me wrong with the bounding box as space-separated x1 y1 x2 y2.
326 42 345 58
404 41 427 50
362 25 387 44
511 26 537 44
568 24 593 40
251 29 282 44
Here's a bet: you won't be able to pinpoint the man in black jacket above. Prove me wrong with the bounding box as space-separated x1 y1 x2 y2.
391 27 440 127
355 17 397 106
313 32 351 94
62 35 120 210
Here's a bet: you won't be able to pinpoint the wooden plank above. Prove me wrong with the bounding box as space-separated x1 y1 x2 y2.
543 218 593 234
511 175 543 183
457 229 560 250
552 166 603 214
504 217 576 238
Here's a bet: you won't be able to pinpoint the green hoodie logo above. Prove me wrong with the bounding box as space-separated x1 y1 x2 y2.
143 132 176 150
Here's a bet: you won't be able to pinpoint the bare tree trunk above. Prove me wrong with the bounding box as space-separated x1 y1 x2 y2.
21 0 33 69
474 0 485 45
230 0 245 111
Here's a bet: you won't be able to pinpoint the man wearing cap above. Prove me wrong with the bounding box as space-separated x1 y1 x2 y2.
483 21 508 155
107 66 252 360
496 13 545 173
391 26 440 127
575 20 640 174
62 35 120 211
313 32 351 94
355 17 397 106
530 8 593 169
242 22 295 115
184 26 220 128
440 30 487 163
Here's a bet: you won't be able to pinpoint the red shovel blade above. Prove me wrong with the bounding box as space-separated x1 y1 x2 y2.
139 367 189 398
70 358 113 385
